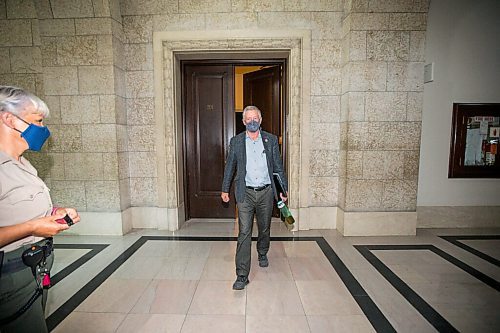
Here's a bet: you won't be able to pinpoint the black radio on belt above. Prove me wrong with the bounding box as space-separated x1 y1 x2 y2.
21 245 45 274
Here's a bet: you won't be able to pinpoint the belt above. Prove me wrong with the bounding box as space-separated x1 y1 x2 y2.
1 239 53 275
246 184 270 191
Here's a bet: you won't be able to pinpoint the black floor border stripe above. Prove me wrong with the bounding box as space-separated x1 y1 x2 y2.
361 244 500 291
315 238 395 332
47 236 395 333
439 235 500 267
355 245 459 333
51 244 109 286
46 238 148 331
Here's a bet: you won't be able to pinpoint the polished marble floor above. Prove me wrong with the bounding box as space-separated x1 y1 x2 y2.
44 220 500 332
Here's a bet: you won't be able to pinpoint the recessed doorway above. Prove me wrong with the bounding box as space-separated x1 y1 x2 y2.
182 60 286 219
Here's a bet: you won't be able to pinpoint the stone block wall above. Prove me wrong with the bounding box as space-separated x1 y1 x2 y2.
0 0 429 232
0 0 126 215
341 0 427 213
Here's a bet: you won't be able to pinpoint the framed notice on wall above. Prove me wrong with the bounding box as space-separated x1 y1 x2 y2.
448 103 500 178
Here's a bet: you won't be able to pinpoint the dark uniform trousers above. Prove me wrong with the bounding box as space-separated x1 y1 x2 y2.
235 186 274 277
0 241 54 333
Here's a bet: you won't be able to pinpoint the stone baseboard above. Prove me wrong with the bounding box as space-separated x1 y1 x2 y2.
338 210 417 236
62 211 124 236
417 206 500 228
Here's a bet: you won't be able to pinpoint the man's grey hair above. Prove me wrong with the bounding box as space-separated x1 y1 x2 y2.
0 86 50 117
242 105 262 120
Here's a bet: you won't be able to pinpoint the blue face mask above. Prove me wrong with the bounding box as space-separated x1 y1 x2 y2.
245 120 260 132
14 116 51 151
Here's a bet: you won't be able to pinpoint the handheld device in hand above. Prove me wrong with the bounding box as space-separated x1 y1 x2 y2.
56 214 74 226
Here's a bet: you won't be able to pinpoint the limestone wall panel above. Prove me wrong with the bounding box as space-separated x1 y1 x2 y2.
99 94 117 123
345 179 383 210
81 124 118 152
78 65 115 94
343 92 365 121
309 177 338 206
126 70 154 98
47 124 82 152
347 61 387 91
368 0 429 12
123 15 152 43
232 0 284 12
365 92 407 121
125 43 153 71
41 37 57 66
75 18 112 35
311 67 341 95
92 0 111 17
64 153 104 180
97 35 114 65
60 95 100 124
179 0 231 13
0 19 32 46
257 12 311 30
312 39 341 68
39 19 76 37
85 180 121 211
406 92 423 121
57 36 98 66
0 48 11 73
43 66 79 95
409 31 425 61
311 12 343 40
0 1 6 18
33 0 53 19
117 152 129 180
362 150 404 180
389 13 427 30
387 62 424 91
284 0 342 12
403 150 420 180
43 96 61 124
346 151 363 179
311 123 340 150
50 0 94 18
205 12 258 30
128 125 155 151
50 180 87 211
367 31 409 61
310 150 338 177
127 97 155 125
6 0 36 18
350 13 389 30
366 122 421 150
382 179 417 211
129 152 157 177
103 153 119 180
130 177 157 206
120 0 177 16
310 95 341 123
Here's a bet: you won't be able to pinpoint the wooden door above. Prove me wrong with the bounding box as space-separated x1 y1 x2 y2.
243 66 283 217
243 66 281 137
184 64 235 218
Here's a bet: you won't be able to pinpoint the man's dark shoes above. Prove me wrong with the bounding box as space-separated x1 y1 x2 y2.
258 254 269 267
232 275 249 290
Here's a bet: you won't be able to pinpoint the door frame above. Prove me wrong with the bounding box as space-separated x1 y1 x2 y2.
152 30 312 231
180 58 288 220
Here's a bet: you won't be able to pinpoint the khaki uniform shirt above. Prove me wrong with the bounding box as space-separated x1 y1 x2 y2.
0 151 52 253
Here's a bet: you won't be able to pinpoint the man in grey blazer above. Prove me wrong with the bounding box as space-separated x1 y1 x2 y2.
221 105 288 290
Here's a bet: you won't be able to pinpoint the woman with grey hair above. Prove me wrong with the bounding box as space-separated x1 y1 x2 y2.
0 86 80 332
